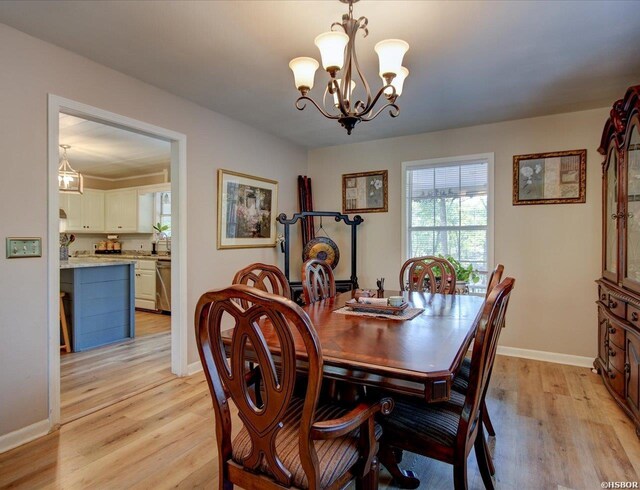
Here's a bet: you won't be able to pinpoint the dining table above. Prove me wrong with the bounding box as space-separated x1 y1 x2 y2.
221 289 485 404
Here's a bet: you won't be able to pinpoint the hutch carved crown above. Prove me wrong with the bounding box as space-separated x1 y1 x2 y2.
595 85 640 435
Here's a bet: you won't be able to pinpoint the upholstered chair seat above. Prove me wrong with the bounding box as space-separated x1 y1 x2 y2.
233 396 383 489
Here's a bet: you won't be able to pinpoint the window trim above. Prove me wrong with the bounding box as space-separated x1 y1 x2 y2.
401 153 495 277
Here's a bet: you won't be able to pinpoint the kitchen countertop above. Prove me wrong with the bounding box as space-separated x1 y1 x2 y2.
73 253 171 261
60 258 136 269
73 253 171 262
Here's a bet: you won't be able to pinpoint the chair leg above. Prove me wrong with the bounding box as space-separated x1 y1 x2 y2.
482 400 496 437
379 445 420 489
356 456 379 490
483 432 495 476
59 293 71 353
474 427 495 490
453 458 468 490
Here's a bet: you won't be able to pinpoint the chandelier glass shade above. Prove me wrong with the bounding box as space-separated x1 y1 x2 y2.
289 0 409 134
58 144 83 194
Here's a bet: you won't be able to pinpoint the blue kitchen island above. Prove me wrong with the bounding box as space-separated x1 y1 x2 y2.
60 259 135 352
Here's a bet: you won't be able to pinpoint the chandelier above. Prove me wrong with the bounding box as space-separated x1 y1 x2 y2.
58 144 84 194
289 0 409 134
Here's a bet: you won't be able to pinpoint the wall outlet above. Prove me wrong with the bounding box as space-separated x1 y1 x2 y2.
6 237 42 258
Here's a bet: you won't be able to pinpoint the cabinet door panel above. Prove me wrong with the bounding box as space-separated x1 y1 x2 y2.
135 269 156 301
82 189 104 232
604 142 619 281
598 307 609 366
105 190 137 232
624 120 640 292
62 193 83 231
627 330 640 417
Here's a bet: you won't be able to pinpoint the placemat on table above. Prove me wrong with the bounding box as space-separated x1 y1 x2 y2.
333 306 424 321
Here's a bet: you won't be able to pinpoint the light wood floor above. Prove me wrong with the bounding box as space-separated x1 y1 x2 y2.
2 356 639 489
60 311 173 423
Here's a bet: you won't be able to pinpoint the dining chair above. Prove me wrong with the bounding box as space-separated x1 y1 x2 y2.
302 259 336 304
451 263 505 476
232 262 291 302
379 277 515 490
399 256 457 294
195 284 393 490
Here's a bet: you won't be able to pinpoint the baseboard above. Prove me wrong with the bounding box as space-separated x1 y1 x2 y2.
497 346 594 368
187 360 203 376
0 419 50 454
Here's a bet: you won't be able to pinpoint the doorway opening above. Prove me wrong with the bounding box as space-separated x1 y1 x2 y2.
48 95 188 428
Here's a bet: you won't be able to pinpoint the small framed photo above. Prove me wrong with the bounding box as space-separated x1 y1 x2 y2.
217 169 278 249
513 149 586 205
342 170 388 213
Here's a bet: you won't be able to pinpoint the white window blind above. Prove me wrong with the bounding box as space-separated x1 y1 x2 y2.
405 159 490 288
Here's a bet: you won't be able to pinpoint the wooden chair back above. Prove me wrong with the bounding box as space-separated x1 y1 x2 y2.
458 277 515 447
484 264 504 300
232 263 291 305
195 285 324 488
302 259 336 304
399 256 457 294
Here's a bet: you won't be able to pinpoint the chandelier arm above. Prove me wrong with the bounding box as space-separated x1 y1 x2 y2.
359 102 400 122
295 96 341 120
331 79 351 117
349 19 373 116
357 84 393 118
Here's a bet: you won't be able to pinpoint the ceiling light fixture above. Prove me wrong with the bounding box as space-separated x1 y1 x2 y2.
58 144 83 194
289 0 409 135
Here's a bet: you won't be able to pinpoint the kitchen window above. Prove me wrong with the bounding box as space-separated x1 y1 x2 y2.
402 154 494 292
155 191 171 237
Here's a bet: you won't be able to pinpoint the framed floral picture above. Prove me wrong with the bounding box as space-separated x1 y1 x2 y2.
342 170 388 213
513 149 586 205
217 169 278 249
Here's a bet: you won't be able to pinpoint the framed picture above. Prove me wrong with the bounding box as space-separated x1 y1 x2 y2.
513 149 586 205
342 170 388 213
217 169 278 249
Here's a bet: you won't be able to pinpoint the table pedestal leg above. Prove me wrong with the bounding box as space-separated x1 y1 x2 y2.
379 445 420 489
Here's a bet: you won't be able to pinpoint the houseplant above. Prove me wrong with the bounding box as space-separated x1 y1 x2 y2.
438 255 480 284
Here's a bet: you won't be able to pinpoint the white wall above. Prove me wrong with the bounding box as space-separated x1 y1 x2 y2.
0 24 305 437
308 107 608 359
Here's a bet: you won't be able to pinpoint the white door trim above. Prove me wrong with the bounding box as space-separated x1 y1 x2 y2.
47 94 188 429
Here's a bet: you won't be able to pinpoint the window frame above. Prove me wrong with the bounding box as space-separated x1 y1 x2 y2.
154 190 172 238
401 153 495 289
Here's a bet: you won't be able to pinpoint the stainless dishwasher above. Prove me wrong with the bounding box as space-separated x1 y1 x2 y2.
156 260 171 312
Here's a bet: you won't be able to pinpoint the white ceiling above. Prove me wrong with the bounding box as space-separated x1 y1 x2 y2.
3 1 640 149
59 114 171 179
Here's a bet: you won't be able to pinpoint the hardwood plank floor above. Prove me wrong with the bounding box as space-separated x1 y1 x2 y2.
1 356 639 489
60 311 173 424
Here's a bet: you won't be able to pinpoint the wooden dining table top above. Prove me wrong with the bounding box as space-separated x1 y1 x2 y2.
221 290 485 402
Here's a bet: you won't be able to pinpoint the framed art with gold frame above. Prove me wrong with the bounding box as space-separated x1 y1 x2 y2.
513 149 586 205
342 169 388 213
217 169 278 249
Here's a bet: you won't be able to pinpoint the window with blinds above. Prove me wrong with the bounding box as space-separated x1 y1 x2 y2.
405 158 490 288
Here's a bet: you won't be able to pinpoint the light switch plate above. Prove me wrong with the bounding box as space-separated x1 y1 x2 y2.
6 237 42 258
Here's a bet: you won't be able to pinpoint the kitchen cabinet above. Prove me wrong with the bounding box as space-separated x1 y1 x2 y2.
60 261 135 351
105 189 138 232
60 189 105 232
105 189 154 233
134 259 156 310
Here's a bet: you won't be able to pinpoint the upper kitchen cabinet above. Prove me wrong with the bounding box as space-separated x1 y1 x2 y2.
105 189 153 233
60 189 105 232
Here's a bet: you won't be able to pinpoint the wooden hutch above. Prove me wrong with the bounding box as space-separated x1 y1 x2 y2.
596 85 640 435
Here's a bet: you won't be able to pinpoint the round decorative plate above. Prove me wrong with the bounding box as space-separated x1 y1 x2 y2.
303 237 340 269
